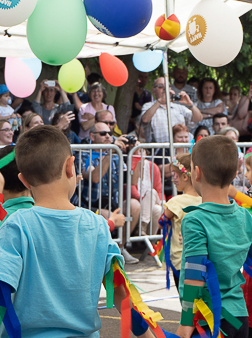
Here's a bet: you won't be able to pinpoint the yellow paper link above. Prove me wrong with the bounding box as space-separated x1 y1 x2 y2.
195 299 222 338
129 284 163 327
112 260 163 328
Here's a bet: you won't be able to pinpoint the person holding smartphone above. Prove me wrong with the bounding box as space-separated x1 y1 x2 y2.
32 79 72 125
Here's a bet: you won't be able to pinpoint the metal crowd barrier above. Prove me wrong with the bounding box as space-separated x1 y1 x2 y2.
71 141 252 267
71 144 124 245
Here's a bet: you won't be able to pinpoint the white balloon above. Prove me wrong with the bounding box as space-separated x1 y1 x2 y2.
186 0 243 67
0 0 37 27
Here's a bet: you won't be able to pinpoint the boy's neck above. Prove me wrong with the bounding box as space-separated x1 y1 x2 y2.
31 183 75 210
200 184 230 205
3 189 32 203
0 103 7 107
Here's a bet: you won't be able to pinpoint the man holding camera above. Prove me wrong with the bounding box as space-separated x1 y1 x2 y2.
78 122 140 264
141 77 202 143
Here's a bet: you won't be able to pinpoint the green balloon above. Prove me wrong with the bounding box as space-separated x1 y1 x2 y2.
27 0 87 66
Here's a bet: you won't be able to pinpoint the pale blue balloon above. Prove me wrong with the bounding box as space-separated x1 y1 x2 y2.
20 58 42 80
133 50 163 72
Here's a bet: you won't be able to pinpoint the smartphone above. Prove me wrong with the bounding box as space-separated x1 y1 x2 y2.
45 80 55 87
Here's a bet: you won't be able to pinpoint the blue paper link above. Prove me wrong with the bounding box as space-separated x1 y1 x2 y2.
0 281 21 338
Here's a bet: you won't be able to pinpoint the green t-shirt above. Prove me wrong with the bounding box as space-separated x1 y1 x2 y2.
0 197 34 226
179 200 252 317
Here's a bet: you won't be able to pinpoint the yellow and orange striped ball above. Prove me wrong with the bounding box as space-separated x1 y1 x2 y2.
155 14 180 41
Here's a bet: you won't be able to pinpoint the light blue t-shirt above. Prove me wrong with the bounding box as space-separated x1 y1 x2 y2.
0 206 123 338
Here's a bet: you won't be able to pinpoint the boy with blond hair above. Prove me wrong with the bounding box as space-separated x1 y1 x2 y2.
176 135 252 338
0 126 154 338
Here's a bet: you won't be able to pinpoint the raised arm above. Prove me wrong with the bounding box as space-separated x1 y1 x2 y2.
83 153 110 183
72 92 84 111
141 101 161 124
34 79 47 104
237 88 252 119
55 80 69 104
179 91 202 122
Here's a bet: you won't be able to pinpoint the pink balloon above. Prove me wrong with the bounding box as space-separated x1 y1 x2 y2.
4 58 36 98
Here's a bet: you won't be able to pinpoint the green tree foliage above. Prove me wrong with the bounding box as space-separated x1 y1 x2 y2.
168 11 252 95
148 11 252 96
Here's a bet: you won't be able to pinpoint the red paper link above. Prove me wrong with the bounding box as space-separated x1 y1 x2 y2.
114 269 131 338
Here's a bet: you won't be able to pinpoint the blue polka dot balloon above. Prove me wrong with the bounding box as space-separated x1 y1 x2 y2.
84 0 152 38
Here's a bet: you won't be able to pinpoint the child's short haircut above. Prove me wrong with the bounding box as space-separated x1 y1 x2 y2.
191 135 238 188
15 125 72 187
0 145 27 193
172 153 191 176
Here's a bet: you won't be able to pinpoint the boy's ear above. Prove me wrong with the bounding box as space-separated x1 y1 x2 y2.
18 173 31 190
195 165 201 182
66 156 75 178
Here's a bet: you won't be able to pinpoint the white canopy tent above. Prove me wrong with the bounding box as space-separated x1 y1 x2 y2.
0 0 251 58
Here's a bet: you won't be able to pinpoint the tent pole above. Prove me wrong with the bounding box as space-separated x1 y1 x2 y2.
163 0 175 170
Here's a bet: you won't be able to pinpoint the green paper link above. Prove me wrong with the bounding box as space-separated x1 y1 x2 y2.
0 306 6 324
106 258 114 309
221 307 243 330
0 149 15 170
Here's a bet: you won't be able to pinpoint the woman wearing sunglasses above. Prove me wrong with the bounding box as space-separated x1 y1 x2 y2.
72 82 116 141
0 120 14 146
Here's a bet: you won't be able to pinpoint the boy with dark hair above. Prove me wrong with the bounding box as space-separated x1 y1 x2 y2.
0 125 154 338
0 145 34 225
176 135 252 338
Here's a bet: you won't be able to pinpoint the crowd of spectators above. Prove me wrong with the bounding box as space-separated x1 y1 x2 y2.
0 65 251 264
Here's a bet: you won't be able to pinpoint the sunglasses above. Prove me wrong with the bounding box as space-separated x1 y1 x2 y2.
92 131 113 136
99 121 115 126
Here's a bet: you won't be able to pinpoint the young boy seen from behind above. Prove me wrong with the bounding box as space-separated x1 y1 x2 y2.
0 145 34 225
176 135 252 338
0 126 154 338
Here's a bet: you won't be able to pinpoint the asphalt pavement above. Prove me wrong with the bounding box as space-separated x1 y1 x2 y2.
98 246 182 337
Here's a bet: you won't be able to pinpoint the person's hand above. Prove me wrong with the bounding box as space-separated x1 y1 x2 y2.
54 80 62 92
238 157 243 173
11 113 17 119
114 135 129 152
16 113 21 119
57 111 75 130
179 231 183 245
40 79 48 92
76 173 83 185
109 208 125 228
178 91 193 107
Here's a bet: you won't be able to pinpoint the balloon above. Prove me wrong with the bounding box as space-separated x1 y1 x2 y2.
20 58 42 80
99 53 128 87
155 14 181 41
0 0 37 27
84 0 152 38
58 59 85 93
133 50 163 72
4 58 36 98
27 0 87 66
186 0 243 67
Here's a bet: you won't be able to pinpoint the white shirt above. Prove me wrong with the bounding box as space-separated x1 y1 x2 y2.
141 101 192 143
0 105 14 117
